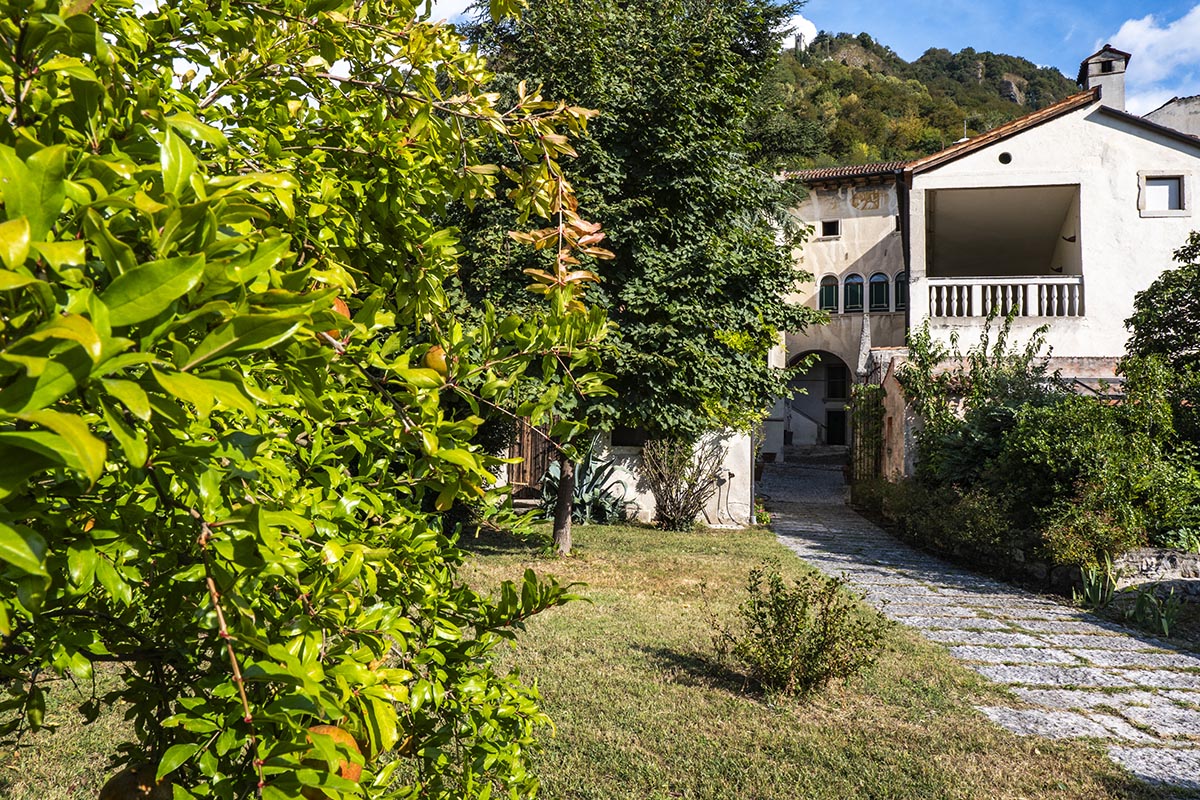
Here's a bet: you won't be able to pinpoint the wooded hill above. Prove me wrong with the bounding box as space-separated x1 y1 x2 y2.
752 32 1081 168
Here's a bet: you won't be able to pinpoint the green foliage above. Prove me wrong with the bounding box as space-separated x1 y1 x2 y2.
893 319 1200 567
1125 586 1183 637
1124 233 1200 447
539 439 627 525
767 33 1079 167
0 1 612 797
1074 555 1116 612
463 0 822 441
712 561 891 697
640 438 726 531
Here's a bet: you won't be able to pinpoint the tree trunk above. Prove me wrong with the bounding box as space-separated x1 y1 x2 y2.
552 454 575 556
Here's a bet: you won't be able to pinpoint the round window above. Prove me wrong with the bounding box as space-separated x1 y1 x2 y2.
999 152 1013 164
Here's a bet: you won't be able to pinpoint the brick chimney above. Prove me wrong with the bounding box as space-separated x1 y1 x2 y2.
1078 45 1131 111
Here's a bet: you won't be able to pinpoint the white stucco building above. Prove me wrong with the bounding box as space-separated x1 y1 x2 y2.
773 46 1200 474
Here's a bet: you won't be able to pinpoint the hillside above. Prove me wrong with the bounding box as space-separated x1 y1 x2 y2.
751 32 1081 169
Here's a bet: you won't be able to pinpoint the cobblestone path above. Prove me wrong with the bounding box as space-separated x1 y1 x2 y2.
761 461 1200 793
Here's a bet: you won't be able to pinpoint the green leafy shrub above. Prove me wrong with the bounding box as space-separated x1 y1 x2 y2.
712 561 891 698
1039 488 1146 568
0 1 612 796
540 438 627 524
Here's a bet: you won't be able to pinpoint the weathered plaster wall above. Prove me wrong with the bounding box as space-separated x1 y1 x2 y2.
603 432 755 528
1146 95 1200 137
909 104 1199 359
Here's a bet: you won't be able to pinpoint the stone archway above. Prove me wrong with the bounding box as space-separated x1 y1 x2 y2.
785 350 851 447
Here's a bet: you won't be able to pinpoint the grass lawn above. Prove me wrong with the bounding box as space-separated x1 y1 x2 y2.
2 522 1170 799
461 522 1170 800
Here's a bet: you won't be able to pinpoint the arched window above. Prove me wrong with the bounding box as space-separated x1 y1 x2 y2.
843 274 864 312
818 276 838 312
894 271 908 311
869 273 890 311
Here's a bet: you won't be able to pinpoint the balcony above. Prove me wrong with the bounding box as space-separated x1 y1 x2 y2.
928 275 1085 318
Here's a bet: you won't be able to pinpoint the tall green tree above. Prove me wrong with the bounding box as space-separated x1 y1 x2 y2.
1125 231 1200 445
462 0 821 446
0 1 609 797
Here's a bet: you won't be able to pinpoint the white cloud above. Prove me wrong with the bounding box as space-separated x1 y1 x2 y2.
429 0 474 22
1104 4 1200 115
785 13 818 50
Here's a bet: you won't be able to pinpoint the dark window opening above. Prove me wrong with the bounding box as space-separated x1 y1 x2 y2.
818 276 838 312
998 152 1013 164
821 220 840 237
826 364 848 401
843 274 864 312
1101 60 1114 73
869 273 890 311
894 272 908 311
611 426 648 447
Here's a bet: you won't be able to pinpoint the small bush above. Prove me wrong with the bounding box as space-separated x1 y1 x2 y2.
641 437 725 530
540 438 628 524
712 561 891 697
1039 488 1146 568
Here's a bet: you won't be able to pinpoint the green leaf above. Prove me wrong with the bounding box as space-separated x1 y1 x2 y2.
166 113 228 148
157 743 201 781
161 129 197 197
101 379 151 420
0 345 92 414
95 557 132 606
396 368 445 389
41 55 100 83
184 315 302 371
26 315 103 363
0 217 30 269
0 522 48 577
66 541 96 587
0 269 40 291
0 144 67 240
31 240 86 272
102 401 148 466
153 369 214 416
99 254 205 326
19 410 106 482
0 445 53 500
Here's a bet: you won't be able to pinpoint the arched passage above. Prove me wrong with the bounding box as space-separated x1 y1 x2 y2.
785 350 851 446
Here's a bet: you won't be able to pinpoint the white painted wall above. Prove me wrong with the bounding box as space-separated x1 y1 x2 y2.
602 431 755 528
909 104 1199 358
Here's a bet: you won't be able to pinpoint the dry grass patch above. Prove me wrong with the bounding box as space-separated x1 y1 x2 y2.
462 523 1170 800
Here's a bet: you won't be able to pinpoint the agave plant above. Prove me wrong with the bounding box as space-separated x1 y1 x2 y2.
541 438 628 524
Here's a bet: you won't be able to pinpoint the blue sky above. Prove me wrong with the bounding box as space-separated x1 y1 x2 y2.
429 0 1200 116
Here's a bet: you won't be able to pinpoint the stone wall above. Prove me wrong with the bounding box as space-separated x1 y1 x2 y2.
1114 548 1200 600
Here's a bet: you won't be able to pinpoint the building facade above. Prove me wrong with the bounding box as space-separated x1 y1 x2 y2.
771 46 1200 472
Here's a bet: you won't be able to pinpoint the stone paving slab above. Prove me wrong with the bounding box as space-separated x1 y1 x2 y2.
1121 706 1200 739
977 707 1114 738
948 645 1080 665
1108 746 1200 790
765 462 1200 792
923 629 1048 648
1070 649 1200 669
1010 688 1162 710
894 615 1012 631
973 664 1137 688
1120 670 1200 691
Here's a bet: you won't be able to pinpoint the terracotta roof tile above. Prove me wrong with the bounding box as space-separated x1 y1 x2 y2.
782 161 908 183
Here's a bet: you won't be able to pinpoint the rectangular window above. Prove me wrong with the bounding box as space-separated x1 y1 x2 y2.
1146 177 1182 210
826 364 848 401
1139 172 1189 217
843 280 863 312
869 279 890 311
820 220 840 238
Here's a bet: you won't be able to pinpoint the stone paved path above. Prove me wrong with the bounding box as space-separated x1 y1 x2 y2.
761 461 1200 794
